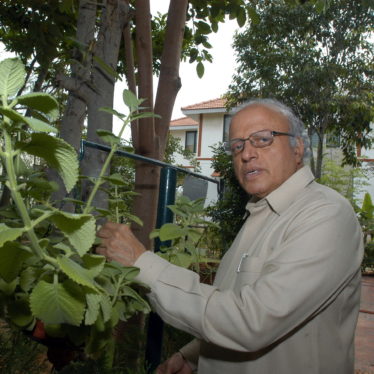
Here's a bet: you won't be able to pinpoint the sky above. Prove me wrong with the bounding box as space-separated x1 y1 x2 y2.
113 1 239 122
0 1 240 133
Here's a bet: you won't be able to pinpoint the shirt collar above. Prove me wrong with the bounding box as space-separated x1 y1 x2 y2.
265 165 315 214
245 165 315 216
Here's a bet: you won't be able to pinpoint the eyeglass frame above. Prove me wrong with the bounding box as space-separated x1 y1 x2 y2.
224 130 295 155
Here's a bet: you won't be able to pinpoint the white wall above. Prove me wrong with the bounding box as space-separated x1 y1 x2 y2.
199 113 224 158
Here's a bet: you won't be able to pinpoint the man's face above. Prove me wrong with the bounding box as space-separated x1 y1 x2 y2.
230 104 304 199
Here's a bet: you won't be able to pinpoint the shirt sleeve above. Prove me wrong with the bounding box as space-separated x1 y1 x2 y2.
134 199 363 352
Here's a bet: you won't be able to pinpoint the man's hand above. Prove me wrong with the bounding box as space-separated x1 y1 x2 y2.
156 352 193 374
96 222 146 266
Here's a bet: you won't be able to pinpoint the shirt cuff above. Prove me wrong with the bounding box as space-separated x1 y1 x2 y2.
134 251 171 286
180 339 200 371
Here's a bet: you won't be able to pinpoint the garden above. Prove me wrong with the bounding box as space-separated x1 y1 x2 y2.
0 0 373 372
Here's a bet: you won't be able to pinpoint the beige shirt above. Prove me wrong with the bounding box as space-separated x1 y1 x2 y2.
135 166 364 374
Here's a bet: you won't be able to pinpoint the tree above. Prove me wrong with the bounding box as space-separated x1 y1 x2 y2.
226 0 373 178
0 0 319 251
55 0 251 250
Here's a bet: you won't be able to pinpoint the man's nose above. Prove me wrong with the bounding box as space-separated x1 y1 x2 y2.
241 139 258 161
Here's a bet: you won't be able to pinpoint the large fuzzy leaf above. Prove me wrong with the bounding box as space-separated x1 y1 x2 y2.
57 256 99 291
0 58 25 98
0 107 57 133
0 241 32 282
17 92 59 121
30 279 85 326
21 133 78 193
0 223 23 247
50 211 96 255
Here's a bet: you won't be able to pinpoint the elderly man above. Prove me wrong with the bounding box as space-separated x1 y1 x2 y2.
97 99 363 374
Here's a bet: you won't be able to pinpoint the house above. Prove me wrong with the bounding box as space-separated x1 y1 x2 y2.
169 98 374 206
169 98 233 206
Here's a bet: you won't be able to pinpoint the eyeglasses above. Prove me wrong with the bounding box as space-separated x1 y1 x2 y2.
224 130 295 155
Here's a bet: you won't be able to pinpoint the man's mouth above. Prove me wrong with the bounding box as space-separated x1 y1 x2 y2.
246 169 260 175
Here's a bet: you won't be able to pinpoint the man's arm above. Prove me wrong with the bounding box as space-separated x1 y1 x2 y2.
130 200 363 352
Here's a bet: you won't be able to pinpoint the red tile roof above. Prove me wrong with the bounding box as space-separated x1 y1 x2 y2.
181 98 227 111
170 116 198 127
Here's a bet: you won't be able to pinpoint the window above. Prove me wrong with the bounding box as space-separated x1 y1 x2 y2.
223 114 232 142
185 131 197 153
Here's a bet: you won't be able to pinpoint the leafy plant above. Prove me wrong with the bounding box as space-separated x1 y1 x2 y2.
206 143 248 254
318 157 370 207
357 192 374 273
0 58 152 368
150 195 220 274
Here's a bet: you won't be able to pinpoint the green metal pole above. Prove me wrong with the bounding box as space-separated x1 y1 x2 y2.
145 167 177 372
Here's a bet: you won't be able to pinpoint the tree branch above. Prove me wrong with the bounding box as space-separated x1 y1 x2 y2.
154 0 188 158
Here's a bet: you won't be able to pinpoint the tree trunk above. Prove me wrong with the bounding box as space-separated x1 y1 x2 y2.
131 0 159 249
52 0 97 206
154 0 188 157
131 0 188 250
80 0 128 211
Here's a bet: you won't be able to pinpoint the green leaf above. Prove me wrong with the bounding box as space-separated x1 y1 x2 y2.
149 229 160 239
96 129 120 145
30 279 86 326
196 61 205 78
82 254 106 278
57 256 99 291
196 21 211 35
50 212 96 256
21 133 78 193
24 117 58 133
236 7 247 27
0 224 23 247
248 7 260 25
173 252 193 268
131 111 160 121
19 267 38 292
187 228 202 243
99 107 125 120
7 297 33 327
17 92 59 121
123 89 141 112
100 294 112 323
0 58 25 98
0 277 18 295
159 223 185 241
85 293 101 325
102 173 126 186
124 213 143 226
0 107 57 132
0 241 32 282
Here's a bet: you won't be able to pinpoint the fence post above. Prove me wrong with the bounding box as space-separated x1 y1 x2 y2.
145 166 177 372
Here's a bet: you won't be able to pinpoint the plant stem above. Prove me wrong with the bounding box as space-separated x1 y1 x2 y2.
83 119 129 214
3 128 45 260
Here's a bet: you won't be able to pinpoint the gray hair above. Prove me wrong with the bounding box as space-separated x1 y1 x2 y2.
230 98 311 163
